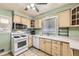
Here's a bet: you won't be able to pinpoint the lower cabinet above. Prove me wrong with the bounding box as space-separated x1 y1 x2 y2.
40 38 52 55
52 40 61 56
61 42 73 56
73 49 79 56
39 37 73 56
40 38 45 52
28 35 33 48
45 39 52 55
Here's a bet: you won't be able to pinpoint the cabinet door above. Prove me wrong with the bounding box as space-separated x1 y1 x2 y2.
14 15 21 23
28 36 33 48
52 40 61 56
45 39 52 55
61 42 70 56
59 10 70 27
39 38 45 52
22 17 30 28
26 19 30 28
35 20 38 28
73 49 79 56
38 19 42 28
21 17 27 25
69 49 73 56
35 20 42 28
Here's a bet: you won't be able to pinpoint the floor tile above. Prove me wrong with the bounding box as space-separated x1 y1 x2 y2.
4 47 49 56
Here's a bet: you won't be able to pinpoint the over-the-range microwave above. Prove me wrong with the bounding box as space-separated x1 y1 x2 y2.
12 23 27 30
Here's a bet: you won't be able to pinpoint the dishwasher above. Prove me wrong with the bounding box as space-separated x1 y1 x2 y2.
33 36 40 49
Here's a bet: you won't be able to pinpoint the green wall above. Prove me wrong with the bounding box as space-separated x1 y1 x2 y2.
0 33 11 52
0 9 12 17
0 9 12 53
69 27 79 37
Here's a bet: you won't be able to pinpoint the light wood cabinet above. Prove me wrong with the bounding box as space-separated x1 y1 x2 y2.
28 35 33 48
45 39 52 55
22 17 30 28
14 15 31 28
26 19 31 28
35 19 42 28
61 42 73 56
40 38 52 55
73 49 79 56
14 15 21 23
52 40 61 56
58 10 71 27
61 42 69 56
39 38 45 52
35 20 38 28
71 5 79 25
39 37 73 56
21 17 27 25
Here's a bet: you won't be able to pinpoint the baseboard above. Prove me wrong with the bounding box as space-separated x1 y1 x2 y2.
0 50 10 56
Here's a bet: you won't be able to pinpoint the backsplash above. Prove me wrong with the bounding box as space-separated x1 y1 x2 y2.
35 27 79 37
35 29 42 35
69 27 79 37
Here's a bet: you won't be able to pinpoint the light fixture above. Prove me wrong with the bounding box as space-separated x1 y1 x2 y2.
32 7 36 10
27 4 31 9
30 4 35 8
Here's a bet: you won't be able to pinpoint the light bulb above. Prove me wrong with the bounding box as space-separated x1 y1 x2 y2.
31 4 35 8
27 5 31 9
32 7 36 10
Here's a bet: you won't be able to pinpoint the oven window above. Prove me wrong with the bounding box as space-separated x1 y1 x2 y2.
14 36 20 38
18 41 26 48
21 35 26 37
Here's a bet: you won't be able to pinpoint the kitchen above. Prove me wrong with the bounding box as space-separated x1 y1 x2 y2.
0 3 79 56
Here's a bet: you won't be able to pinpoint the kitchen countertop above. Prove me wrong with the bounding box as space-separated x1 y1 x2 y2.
32 35 79 50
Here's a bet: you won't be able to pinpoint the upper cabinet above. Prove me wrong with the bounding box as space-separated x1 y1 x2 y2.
14 15 31 28
21 17 27 25
22 17 30 28
58 10 71 27
35 19 42 28
71 5 79 26
30 19 42 28
14 15 21 23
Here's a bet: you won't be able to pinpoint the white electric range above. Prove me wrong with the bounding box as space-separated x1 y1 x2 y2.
11 32 28 56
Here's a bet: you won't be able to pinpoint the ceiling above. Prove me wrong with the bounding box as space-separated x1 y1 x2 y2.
0 3 67 17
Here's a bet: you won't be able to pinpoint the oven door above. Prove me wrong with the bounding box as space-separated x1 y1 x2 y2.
14 39 28 51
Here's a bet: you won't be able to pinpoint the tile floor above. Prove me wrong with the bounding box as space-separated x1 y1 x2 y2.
5 48 49 56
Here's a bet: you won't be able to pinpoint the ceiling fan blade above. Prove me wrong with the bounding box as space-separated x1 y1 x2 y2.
35 5 39 12
36 3 48 5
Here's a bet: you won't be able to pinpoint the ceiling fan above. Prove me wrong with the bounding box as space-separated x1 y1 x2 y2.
24 3 48 12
